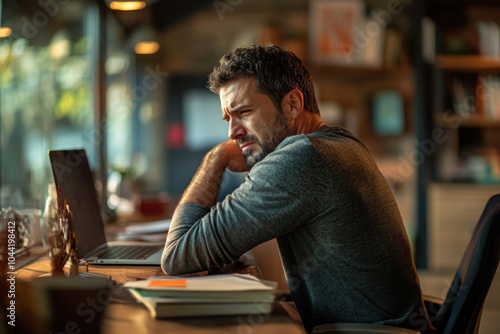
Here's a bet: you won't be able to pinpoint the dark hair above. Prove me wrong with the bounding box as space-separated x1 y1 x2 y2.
208 44 320 115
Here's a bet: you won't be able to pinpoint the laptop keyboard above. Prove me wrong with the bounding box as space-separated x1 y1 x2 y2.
94 245 162 260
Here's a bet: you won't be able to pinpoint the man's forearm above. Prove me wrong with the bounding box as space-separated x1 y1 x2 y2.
178 145 229 208
163 143 236 274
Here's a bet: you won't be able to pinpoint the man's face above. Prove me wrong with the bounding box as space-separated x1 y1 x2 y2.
220 78 290 168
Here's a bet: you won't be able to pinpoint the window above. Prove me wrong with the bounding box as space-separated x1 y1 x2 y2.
0 1 97 209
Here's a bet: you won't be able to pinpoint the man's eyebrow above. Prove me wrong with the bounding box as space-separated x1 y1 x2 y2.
221 104 251 120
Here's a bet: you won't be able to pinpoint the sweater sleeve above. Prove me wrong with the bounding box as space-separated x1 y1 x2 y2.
161 136 324 275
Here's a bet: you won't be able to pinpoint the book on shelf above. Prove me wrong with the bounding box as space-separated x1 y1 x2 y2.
450 74 500 120
124 274 277 318
475 75 500 120
451 74 475 115
484 75 500 120
421 17 435 64
383 28 403 68
477 21 500 58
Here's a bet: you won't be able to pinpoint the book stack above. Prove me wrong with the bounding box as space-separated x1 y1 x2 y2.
124 274 277 318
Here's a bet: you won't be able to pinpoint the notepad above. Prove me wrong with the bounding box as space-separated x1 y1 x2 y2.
148 280 187 288
125 274 275 293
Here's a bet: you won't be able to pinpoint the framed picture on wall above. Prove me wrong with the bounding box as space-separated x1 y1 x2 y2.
309 0 365 65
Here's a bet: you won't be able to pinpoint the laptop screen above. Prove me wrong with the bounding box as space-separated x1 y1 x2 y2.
48 149 107 258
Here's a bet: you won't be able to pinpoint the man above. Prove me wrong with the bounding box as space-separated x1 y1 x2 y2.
161 45 435 333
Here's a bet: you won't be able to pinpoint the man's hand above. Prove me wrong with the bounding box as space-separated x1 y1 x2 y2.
178 140 249 208
218 140 250 173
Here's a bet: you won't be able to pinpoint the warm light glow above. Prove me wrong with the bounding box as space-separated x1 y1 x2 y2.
109 1 146 11
50 39 70 59
0 27 12 38
134 41 159 54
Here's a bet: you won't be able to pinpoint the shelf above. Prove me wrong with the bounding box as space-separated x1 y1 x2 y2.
436 55 500 72
436 113 500 128
429 0 500 5
309 64 413 80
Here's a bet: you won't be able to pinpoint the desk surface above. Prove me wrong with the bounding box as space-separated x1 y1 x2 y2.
11 247 305 334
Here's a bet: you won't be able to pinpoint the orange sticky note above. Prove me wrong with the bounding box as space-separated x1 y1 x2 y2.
148 280 187 287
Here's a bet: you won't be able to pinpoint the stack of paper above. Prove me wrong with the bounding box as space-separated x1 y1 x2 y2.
124 274 277 318
116 219 171 242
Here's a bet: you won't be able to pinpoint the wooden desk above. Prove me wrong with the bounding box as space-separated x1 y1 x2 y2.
8 247 305 334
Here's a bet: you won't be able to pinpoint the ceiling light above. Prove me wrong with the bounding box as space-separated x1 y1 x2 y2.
0 27 12 38
134 41 159 54
109 1 146 11
130 26 160 54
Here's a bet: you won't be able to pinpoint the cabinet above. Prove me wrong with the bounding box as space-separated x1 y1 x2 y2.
428 183 500 269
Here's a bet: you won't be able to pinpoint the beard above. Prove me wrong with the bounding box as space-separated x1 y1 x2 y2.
240 109 290 168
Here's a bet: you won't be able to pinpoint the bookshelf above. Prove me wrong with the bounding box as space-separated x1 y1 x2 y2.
430 14 500 185
415 10 500 328
415 1 500 269
309 64 412 78
436 55 500 72
435 113 500 128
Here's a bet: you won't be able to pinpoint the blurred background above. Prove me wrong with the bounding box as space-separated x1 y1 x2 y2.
1 0 500 331
1 0 500 295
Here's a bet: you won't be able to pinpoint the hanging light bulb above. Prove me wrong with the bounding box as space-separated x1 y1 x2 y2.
134 41 159 54
131 26 160 55
109 1 146 11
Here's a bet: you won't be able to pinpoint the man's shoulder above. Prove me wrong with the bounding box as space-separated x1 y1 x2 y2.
274 132 317 155
278 125 364 151
307 125 368 151
308 125 362 142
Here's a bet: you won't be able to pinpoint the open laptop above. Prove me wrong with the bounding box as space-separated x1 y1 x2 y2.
48 149 164 265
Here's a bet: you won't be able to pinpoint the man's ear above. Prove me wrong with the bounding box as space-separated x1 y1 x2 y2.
282 88 304 120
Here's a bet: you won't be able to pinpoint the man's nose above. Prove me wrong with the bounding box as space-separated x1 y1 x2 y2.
228 119 246 140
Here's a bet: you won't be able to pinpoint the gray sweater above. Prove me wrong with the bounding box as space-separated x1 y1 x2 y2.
162 125 434 333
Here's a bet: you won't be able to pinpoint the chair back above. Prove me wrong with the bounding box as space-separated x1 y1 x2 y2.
433 194 500 334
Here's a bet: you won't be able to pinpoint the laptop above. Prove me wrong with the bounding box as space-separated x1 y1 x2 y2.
48 149 164 265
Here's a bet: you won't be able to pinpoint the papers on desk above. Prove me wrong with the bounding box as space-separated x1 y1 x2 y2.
116 219 170 242
124 274 277 318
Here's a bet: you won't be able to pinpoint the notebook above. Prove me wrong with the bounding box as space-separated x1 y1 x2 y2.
48 149 164 265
